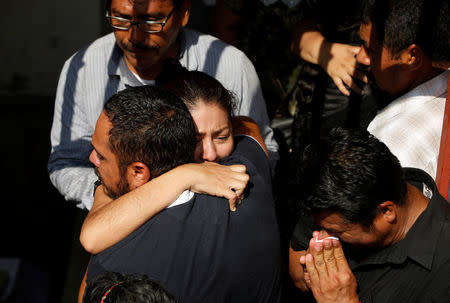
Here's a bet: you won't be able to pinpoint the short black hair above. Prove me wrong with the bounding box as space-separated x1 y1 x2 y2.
83 272 176 303
105 0 186 12
299 128 406 227
104 85 196 179
361 0 449 62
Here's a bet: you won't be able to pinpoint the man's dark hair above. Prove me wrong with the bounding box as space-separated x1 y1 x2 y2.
362 0 449 62
105 0 186 12
83 272 176 303
104 85 196 179
299 128 407 227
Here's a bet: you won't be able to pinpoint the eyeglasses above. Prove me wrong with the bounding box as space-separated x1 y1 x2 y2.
105 7 176 33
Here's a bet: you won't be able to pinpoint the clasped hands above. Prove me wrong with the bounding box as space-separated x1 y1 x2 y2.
300 231 359 303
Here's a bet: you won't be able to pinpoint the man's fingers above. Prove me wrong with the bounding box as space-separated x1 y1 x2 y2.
347 80 364 95
309 238 327 278
332 240 351 271
322 239 338 274
348 45 361 56
305 253 319 287
334 78 351 96
352 68 369 83
340 73 364 95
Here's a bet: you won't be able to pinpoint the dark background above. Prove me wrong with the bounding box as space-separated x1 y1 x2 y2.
0 2 218 302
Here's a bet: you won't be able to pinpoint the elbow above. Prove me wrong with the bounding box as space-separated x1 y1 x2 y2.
79 228 101 255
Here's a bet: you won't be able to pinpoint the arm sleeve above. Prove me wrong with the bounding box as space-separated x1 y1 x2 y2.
236 54 279 167
47 55 98 210
290 215 315 251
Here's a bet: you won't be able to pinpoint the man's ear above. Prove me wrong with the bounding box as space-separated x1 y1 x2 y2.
401 44 424 71
179 0 191 27
126 162 151 190
378 201 397 224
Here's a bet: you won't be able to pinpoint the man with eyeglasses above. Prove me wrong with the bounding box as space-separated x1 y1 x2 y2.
48 0 279 210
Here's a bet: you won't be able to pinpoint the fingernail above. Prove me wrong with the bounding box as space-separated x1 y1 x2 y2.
306 254 313 262
324 240 332 249
314 243 322 251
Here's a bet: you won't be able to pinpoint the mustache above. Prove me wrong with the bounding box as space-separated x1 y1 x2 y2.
94 167 103 183
119 41 157 52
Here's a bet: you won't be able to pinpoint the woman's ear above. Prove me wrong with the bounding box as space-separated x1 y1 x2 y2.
126 162 151 190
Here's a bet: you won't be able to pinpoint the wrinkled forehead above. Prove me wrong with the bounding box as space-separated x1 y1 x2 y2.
111 0 174 8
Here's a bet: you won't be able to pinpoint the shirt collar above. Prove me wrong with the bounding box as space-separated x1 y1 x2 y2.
167 190 195 208
350 168 445 271
375 68 449 120
106 43 142 87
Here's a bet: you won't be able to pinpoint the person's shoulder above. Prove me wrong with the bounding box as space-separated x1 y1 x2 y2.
182 28 250 65
63 33 117 69
223 135 271 178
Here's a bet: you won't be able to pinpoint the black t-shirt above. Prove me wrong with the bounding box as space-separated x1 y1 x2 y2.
87 136 282 303
291 168 450 302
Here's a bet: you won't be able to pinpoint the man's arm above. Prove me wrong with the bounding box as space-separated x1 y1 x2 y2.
291 17 368 96
289 244 310 292
48 55 102 210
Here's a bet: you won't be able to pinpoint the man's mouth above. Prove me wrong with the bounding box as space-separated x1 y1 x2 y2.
121 42 157 54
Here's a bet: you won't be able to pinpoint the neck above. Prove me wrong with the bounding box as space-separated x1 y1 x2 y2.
402 59 444 95
130 39 180 80
388 183 429 245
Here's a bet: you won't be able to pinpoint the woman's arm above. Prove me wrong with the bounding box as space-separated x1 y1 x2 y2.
80 162 249 255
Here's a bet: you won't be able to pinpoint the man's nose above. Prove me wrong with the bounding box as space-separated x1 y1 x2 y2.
89 150 100 167
129 24 147 45
202 140 217 162
356 46 371 66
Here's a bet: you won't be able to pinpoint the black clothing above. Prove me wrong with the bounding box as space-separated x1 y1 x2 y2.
87 137 282 303
291 168 450 302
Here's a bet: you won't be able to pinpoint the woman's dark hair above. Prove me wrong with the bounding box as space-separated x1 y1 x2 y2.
157 59 235 123
83 272 176 303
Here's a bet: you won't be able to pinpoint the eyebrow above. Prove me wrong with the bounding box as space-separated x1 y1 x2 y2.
197 126 231 137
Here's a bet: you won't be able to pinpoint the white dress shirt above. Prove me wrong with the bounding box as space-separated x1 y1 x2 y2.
368 69 449 179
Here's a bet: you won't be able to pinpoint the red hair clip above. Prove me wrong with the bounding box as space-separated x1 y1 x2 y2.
100 281 123 303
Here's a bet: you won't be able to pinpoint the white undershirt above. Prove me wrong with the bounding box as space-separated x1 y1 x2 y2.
132 71 156 86
167 190 195 208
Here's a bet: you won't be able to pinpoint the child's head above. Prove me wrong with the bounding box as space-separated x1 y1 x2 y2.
83 272 175 303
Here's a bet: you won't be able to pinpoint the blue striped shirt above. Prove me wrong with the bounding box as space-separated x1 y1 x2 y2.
48 28 278 209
